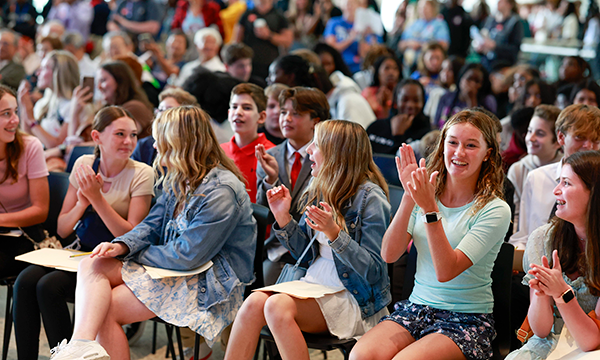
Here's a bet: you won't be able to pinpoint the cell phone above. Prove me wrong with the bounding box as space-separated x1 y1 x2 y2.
26 74 37 90
138 33 154 45
82 76 94 102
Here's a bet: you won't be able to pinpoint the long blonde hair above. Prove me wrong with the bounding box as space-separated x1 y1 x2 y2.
35 50 80 121
426 109 504 214
300 120 389 230
153 106 244 205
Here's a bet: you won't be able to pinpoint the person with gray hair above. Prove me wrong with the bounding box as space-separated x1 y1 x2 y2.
175 27 226 86
101 30 134 60
0 29 26 89
62 32 98 77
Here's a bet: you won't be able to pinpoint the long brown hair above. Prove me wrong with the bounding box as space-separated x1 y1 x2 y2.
0 85 22 184
92 106 135 158
100 61 153 111
550 151 600 296
300 120 389 230
153 106 244 206
426 109 504 214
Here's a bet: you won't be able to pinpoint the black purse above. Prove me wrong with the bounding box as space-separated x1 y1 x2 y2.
73 157 115 251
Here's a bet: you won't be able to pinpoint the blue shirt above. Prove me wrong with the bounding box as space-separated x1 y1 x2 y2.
401 18 450 44
324 16 382 74
407 198 511 313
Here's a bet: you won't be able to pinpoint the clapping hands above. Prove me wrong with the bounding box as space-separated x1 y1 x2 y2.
396 144 439 212
305 202 340 241
529 250 570 299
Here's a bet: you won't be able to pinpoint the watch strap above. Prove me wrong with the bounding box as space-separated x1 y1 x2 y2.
554 287 575 304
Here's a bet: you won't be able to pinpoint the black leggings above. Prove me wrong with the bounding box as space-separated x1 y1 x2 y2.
0 225 44 278
13 265 77 360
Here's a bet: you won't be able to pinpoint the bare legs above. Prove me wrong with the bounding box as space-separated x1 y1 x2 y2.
71 257 156 360
350 321 466 360
224 291 328 360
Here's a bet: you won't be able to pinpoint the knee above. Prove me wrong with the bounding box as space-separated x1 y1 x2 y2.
77 257 111 279
349 343 374 360
263 294 295 327
237 292 269 323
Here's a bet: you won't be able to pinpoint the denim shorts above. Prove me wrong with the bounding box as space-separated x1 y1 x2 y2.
380 300 496 360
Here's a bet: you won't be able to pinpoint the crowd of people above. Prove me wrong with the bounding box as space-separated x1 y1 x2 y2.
1 0 600 359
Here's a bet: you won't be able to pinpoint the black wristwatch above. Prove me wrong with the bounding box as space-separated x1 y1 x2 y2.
555 288 575 304
421 211 442 224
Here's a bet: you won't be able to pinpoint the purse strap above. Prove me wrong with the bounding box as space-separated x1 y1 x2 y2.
290 231 319 271
517 311 600 345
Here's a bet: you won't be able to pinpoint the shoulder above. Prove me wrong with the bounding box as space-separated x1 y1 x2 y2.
73 154 95 169
527 161 559 181
266 141 285 156
476 197 511 219
22 135 44 152
366 118 391 134
204 166 247 199
127 158 153 175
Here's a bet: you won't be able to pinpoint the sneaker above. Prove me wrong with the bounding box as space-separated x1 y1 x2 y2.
50 339 110 360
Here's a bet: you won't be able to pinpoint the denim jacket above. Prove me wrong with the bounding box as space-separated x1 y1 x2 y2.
273 181 391 318
114 166 257 308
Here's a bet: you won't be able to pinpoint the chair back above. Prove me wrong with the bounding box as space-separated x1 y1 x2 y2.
373 153 402 187
388 184 404 218
43 172 71 239
66 145 96 173
401 242 514 360
245 203 272 297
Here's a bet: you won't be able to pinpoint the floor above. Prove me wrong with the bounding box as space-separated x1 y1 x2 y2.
0 286 344 360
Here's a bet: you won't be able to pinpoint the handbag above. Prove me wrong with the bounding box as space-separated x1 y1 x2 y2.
276 231 319 284
73 156 114 251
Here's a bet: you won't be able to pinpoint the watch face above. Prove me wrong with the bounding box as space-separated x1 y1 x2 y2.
563 289 575 303
425 213 438 223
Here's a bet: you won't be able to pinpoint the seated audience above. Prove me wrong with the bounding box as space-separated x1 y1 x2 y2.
520 79 556 110
476 0 524 70
144 30 189 87
508 105 562 231
2 0 39 41
555 56 589 95
222 83 275 203
221 43 267 87
259 84 288 145
327 68 376 129
351 44 393 90
13 106 154 360
423 55 465 120
367 79 431 154
352 109 511 360
434 63 496 129
47 0 93 41
0 29 26 90
101 31 134 61
502 107 534 172
569 79 600 107
255 87 330 285
171 0 224 37
19 50 80 149
361 55 401 120
220 0 247 43
0 84 49 278
411 42 446 89
510 104 600 250
234 0 293 80
399 0 450 71
132 88 200 166
313 42 352 78
48 106 256 359
93 61 154 138
506 150 600 359
107 0 163 38
62 32 99 78
324 0 382 74
267 54 317 88
225 120 391 360
176 27 226 86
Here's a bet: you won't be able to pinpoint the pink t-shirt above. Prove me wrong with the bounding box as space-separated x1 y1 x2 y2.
0 136 49 213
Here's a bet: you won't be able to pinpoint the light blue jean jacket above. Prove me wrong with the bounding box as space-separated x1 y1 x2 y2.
114 166 257 308
274 181 391 318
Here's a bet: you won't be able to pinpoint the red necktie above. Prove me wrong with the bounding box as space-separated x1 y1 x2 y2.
290 152 302 190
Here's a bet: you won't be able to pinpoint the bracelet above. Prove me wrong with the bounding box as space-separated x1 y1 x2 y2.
30 121 38 128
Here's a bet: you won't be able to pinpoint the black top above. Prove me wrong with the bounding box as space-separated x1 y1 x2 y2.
258 127 285 145
367 112 431 154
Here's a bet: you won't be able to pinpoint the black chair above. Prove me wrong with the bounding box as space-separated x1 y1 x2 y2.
402 242 515 360
373 153 401 187
1 172 72 360
65 145 95 173
388 184 404 218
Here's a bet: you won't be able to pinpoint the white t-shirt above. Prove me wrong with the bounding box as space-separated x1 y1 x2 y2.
69 155 155 219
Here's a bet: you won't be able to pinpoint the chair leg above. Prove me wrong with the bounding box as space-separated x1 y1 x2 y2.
165 324 177 360
152 321 157 354
175 327 185 360
193 333 200 360
2 284 13 360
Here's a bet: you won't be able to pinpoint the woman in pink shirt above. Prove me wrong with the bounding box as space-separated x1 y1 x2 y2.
0 84 49 277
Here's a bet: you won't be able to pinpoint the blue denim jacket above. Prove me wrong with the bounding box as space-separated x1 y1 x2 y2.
114 167 257 308
274 181 391 318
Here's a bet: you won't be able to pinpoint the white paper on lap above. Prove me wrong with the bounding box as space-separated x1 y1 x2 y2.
547 326 600 360
255 280 345 299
